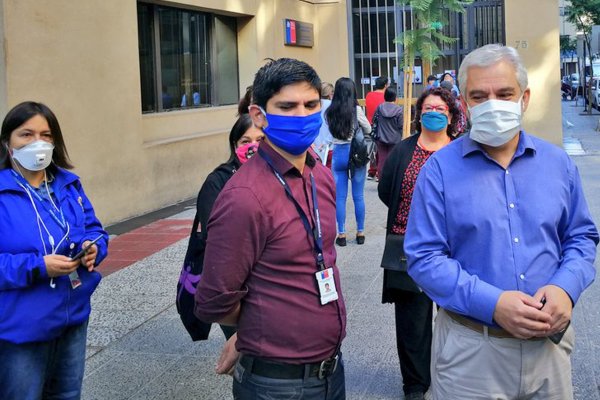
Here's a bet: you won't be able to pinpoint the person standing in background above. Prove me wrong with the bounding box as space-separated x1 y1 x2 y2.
314 82 334 166
365 76 388 180
327 77 371 247
372 87 403 173
378 87 460 400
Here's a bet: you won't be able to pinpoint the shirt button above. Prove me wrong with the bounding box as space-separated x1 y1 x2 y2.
509 203 515 209
505 170 509 175
520 274 525 280
514 237 519 243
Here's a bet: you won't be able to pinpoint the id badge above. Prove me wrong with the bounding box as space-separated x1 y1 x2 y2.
315 267 338 305
68 270 82 289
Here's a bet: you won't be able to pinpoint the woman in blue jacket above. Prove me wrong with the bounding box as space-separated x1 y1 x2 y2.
0 101 108 399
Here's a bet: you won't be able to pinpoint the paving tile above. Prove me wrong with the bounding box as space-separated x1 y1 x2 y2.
82 352 180 400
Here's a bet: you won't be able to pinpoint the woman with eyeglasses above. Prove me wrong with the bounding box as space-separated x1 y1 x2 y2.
377 87 461 400
0 101 108 399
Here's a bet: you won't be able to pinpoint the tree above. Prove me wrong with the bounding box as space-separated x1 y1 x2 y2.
566 0 600 111
560 35 577 54
396 0 472 136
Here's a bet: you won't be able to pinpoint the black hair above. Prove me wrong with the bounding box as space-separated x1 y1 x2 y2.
413 87 461 137
252 58 321 109
237 86 253 116
441 72 455 82
326 77 358 141
374 76 388 90
384 87 397 102
227 114 254 163
427 74 437 83
0 101 73 170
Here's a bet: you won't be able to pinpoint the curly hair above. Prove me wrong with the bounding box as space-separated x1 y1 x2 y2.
413 87 462 137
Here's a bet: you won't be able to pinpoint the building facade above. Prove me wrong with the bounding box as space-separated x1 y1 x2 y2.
0 0 350 224
0 0 562 223
349 0 562 145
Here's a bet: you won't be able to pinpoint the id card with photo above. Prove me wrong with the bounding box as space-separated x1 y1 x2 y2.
315 267 338 305
68 270 82 289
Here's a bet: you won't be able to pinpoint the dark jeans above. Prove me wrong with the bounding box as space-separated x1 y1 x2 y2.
0 321 88 400
232 354 346 400
394 292 433 396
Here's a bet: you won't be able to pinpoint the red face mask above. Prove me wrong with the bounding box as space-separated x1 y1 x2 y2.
235 143 258 164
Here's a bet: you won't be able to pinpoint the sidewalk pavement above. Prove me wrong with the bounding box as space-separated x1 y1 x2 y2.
82 100 600 400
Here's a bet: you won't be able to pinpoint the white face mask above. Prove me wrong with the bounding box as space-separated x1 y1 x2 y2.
11 140 55 171
468 98 523 147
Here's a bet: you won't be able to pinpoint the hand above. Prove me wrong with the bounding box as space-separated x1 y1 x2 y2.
79 241 98 272
216 333 239 375
493 291 552 339
533 285 572 335
44 254 80 277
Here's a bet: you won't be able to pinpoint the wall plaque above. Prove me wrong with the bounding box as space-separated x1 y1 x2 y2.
284 19 314 48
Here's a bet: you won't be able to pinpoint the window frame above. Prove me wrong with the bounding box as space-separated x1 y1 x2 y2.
137 1 239 114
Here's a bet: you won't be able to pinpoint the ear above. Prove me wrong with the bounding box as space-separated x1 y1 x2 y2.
248 105 267 129
460 97 469 119
521 88 531 113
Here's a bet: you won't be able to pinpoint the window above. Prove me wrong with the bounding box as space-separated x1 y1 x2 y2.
137 2 239 113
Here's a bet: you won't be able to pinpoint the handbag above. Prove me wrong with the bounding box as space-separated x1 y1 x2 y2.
380 233 421 293
176 215 212 341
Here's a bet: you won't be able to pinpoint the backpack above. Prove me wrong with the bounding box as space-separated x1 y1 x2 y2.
349 124 375 177
176 214 212 341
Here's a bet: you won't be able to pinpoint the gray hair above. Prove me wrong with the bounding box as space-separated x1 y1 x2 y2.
458 44 528 95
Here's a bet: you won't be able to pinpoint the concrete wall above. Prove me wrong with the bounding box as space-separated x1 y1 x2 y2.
0 0 349 224
505 0 563 145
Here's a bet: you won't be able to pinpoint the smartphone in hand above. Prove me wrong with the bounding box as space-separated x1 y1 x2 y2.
71 236 103 260
540 297 570 344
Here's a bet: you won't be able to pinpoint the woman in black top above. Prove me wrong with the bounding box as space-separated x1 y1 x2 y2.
378 87 461 400
177 112 263 342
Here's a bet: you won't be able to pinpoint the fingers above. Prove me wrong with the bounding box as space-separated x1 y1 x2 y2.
522 293 545 310
44 255 81 277
494 291 552 338
79 244 98 270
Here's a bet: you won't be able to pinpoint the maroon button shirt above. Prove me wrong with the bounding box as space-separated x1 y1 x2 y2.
195 141 346 364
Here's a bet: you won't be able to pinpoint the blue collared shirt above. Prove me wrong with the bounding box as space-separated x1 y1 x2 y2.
405 132 598 326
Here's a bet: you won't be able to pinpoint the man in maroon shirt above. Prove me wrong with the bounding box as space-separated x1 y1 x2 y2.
195 58 347 399
365 76 389 180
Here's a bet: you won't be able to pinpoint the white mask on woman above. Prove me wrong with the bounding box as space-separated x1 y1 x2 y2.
469 98 523 147
11 140 55 171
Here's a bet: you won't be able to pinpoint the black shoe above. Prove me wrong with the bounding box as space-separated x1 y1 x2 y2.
335 236 347 247
404 392 425 400
356 235 365 245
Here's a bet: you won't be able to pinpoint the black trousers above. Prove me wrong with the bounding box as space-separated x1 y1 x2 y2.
393 291 433 396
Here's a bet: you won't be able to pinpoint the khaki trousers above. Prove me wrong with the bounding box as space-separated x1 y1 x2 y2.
431 309 574 400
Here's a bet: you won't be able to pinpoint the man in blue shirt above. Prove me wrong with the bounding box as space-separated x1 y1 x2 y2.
405 44 598 399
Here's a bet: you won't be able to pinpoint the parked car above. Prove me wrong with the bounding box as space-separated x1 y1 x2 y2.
562 73 580 99
590 78 600 109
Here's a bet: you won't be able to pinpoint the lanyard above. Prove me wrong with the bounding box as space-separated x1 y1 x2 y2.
11 169 67 230
259 148 326 271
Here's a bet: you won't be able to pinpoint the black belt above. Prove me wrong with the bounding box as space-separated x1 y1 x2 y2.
239 353 340 380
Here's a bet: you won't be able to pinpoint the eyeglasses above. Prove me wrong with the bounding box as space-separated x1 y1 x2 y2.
422 105 448 113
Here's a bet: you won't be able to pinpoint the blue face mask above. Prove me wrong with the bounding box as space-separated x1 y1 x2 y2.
260 108 322 155
421 111 448 132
